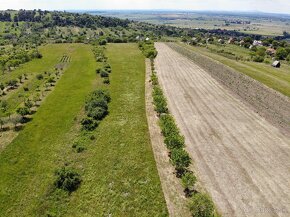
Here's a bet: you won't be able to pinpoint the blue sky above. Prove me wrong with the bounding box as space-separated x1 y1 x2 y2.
0 0 290 14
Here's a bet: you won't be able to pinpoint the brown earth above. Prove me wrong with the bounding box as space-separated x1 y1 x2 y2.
145 59 191 217
154 42 290 217
167 43 290 135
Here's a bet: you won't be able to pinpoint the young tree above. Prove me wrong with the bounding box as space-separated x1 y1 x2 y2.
170 148 191 175
181 172 197 197
16 106 30 119
276 48 288 60
189 193 215 217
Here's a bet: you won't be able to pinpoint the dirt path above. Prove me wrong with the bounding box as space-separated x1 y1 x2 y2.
154 43 290 217
145 59 191 217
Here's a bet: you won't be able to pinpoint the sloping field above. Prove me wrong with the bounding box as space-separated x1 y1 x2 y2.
0 44 97 215
0 43 168 216
55 44 168 216
155 42 290 217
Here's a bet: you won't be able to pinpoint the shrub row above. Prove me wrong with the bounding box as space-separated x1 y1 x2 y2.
152 86 168 115
150 59 216 217
138 40 158 59
94 45 112 84
81 89 110 131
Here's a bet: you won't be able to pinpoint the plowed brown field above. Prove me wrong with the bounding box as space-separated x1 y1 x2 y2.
155 42 290 217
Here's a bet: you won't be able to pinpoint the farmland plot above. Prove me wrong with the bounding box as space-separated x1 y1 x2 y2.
154 42 290 217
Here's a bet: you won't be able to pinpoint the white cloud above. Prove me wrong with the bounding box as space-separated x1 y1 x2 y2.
0 0 289 14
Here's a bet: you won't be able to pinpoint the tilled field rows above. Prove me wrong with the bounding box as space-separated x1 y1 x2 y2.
154 43 290 217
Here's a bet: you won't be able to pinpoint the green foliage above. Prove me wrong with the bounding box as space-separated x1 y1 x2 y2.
100 71 109 78
99 39 107 46
82 89 110 130
151 72 158 85
36 74 44 80
252 55 264 62
181 171 197 194
81 117 98 131
152 86 168 114
276 47 288 60
170 148 191 172
189 193 215 217
139 41 157 59
54 167 82 192
287 54 290 63
72 142 86 153
103 78 110 84
16 106 30 117
164 133 185 150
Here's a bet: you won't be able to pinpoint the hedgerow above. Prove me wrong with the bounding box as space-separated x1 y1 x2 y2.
152 86 168 115
149 56 219 216
138 40 157 59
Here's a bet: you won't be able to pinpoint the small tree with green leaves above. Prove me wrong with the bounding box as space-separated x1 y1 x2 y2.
170 148 191 176
189 193 215 217
54 167 82 192
181 171 197 197
16 106 30 119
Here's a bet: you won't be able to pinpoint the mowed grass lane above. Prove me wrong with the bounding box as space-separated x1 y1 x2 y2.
64 43 168 216
0 44 97 215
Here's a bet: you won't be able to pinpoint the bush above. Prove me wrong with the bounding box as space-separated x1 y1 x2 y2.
82 89 110 130
159 115 179 138
170 148 191 174
100 71 109 78
81 117 98 131
54 167 82 192
103 78 110 84
276 47 288 60
99 39 107 46
252 55 264 62
96 68 101 74
72 143 86 153
181 171 197 197
151 72 158 85
164 133 185 150
153 86 168 114
286 54 290 62
36 74 44 80
189 193 215 217
87 106 108 121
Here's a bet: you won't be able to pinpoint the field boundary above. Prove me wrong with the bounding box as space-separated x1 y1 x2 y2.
168 42 290 135
145 59 190 217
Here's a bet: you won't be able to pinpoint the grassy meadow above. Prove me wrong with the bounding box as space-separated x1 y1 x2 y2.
0 43 168 216
0 43 98 215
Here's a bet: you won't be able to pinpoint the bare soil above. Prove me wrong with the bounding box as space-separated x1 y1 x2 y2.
167 43 290 135
155 42 290 217
145 59 191 217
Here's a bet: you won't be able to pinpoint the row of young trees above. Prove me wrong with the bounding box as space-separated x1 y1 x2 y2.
53 52 112 194
93 45 112 84
149 56 218 216
0 70 62 131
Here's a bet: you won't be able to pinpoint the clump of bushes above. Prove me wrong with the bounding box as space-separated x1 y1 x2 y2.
189 193 215 217
152 86 168 115
81 89 110 131
72 142 86 153
138 40 157 59
54 167 82 192
103 78 110 84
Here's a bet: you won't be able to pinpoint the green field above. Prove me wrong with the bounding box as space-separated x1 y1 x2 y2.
179 43 290 97
0 43 167 216
0 44 74 115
